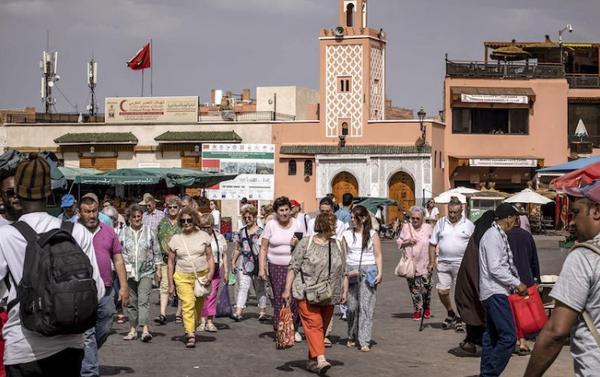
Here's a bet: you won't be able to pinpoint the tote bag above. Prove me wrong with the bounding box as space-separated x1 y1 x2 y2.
216 284 233 318
275 304 295 349
508 285 547 337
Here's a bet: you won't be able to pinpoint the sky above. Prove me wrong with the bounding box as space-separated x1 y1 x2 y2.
1 0 599 116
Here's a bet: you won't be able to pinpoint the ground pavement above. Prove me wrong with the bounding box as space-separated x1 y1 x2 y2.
99 239 573 377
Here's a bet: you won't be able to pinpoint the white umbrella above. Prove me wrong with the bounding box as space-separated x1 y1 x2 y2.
433 187 479 204
504 188 553 205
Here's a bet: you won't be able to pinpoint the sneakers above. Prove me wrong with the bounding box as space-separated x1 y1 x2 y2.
205 322 218 332
441 316 457 330
294 331 303 342
123 329 137 341
197 322 206 332
307 360 331 374
454 318 465 333
412 311 422 321
423 308 431 319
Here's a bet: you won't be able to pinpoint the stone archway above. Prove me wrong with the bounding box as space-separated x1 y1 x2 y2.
388 171 415 222
331 171 358 205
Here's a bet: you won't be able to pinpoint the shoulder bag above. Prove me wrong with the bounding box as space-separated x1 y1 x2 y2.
570 242 600 347
394 224 416 279
301 236 333 305
182 234 211 298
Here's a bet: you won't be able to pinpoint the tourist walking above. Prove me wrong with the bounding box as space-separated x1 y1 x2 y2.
343 205 383 352
78 193 129 377
140 193 164 232
259 196 302 340
167 207 215 348
232 205 267 320
428 197 475 332
525 185 600 376
307 197 347 240
508 221 540 355
155 196 183 325
199 214 229 332
455 210 495 354
283 212 347 374
425 199 440 223
120 204 161 342
479 204 527 377
397 206 433 320
0 154 105 376
58 194 78 223
210 200 221 231
258 203 274 227
335 193 353 225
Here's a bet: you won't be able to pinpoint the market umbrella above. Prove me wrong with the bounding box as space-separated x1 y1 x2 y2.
505 188 553 205
490 40 531 61
551 162 600 190
434 187 479 204
58 167 102 181
75 168 237 188
354 197 398 214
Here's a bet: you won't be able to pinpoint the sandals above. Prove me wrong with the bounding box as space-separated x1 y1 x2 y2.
185 335 196 348
141 331 152 343
154 314 167 325
123 330 137 341
175 315 183 324
360 345 371 352
258 312 267 321
116 314 126 324
454 319 465 333
346 340 356 348
517 346 531 356
307 360 331 374
441 316 457 330
232 313 242 322
205 322 218 332
324 337 333 348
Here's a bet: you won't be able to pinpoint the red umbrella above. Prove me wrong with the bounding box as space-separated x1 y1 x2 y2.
551 161 600 190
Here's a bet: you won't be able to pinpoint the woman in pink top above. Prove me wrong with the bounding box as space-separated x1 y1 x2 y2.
397 206 433 321
259 196 301 336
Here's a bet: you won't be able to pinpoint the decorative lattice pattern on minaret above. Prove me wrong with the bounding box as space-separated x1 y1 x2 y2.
325 44 364 137
370 47 384 120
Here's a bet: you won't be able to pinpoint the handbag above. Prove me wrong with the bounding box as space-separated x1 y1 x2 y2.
182 235 211 298
275 304 295 349
508 285 547 337
394 224 416 279
216 283 233 318
301 237 333 305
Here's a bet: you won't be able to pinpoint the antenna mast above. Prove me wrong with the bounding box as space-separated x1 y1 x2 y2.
40 34 60 114
87 58 98 115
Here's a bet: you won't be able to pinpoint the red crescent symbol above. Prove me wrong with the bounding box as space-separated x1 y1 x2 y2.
119 100 127 112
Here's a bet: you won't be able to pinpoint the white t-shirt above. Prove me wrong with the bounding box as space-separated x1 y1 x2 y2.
425 207 439 221
294 212 309 235
307 218 347 241
550 242 600 376
430 216 475 264
343 229 377 266
211 209 221 231
0 212 105 365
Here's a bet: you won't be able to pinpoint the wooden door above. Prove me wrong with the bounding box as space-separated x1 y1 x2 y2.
331 172 358 205
388 171 415 223
181 156 202 169
79 156 117 171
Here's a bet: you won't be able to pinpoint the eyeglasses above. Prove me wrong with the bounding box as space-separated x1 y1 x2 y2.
1 188 16 198
168 205 179 209
179 218 193 224
410 217 422 221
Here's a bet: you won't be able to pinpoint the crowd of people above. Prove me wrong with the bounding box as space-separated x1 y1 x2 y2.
0 152 597 376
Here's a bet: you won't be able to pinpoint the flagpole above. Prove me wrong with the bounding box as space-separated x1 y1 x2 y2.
150 39 153 97
141 69 144 97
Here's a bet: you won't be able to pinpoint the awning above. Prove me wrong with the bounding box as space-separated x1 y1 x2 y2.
154 131 242 143
74 167 237 188
280 144 431 155
58 167 102 180
451 156 540 168
538 155 600 173
54 132 138 145
451 87 535 105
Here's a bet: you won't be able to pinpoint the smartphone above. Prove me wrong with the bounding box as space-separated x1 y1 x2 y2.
294 232 304 240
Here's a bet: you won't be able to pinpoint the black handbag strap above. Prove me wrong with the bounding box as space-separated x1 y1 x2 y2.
244 227 254 254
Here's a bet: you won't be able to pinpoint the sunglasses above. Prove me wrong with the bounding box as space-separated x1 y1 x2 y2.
168 205 179 209
180 218 193 224
1 188 16 198
410 217 422 220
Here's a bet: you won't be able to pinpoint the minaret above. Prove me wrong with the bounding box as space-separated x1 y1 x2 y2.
320 0 386 138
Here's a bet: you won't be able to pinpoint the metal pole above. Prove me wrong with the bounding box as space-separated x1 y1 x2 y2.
150 39 153 96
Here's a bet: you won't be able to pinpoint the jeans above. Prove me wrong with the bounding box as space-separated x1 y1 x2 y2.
81 287 116 377
480 294 517 377
6 348 84 377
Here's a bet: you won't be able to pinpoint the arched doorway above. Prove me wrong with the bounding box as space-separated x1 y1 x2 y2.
332 172 358 206
388 171 415 223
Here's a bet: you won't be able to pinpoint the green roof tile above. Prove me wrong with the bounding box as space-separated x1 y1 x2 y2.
54 132 138 144
280 144 431 155
154 131 242 143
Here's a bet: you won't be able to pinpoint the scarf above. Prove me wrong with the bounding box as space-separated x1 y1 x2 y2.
492 221 520 280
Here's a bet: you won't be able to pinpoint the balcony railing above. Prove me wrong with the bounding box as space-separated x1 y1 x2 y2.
566 74 600 88
446 60 565 79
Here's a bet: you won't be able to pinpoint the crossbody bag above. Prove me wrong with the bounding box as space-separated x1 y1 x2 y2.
182 235 210 298
301 237 333 305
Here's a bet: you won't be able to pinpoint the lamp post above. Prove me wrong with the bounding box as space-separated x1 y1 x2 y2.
417 107 426 145
558 24 573 69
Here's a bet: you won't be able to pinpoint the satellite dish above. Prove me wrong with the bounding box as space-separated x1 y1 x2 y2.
54 75 60 81
334 26 345 37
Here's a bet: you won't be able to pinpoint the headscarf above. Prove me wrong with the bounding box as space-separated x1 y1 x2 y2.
473 210 496 248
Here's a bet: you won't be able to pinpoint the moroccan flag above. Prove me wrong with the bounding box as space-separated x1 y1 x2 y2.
126 43 151 70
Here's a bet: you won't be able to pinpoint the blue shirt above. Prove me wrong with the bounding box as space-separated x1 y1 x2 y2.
57 212 112 226
335 207 351 224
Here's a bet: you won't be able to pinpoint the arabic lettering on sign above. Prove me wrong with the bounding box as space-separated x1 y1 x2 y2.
105 96 198 123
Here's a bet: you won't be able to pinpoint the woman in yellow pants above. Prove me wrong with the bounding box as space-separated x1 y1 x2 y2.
167 207 215 348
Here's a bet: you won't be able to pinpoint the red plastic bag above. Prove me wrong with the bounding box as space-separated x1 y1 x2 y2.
275 305 295 349
508 285 548 338
0 309 7 377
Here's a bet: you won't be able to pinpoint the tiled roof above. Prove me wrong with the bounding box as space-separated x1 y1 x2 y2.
54 132 138 144
154 131 242 143
280 144 431 155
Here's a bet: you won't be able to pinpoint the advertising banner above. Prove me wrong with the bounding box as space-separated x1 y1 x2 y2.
202 144 275 200
105 96 198 123
461 94 528 104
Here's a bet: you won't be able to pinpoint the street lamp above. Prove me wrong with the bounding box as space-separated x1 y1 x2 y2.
558 24 573 68
417 107 426 145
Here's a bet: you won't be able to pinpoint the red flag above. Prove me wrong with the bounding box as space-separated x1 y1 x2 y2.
126 43 151 70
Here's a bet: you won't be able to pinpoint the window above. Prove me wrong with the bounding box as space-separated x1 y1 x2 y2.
288 160 297 175
569 103 600 147
341 121 349 136
346 3 354 27
452 108 529 135
304 160 313 176
338 77 352 93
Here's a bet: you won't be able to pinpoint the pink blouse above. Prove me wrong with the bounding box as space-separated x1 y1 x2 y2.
397 223 433 276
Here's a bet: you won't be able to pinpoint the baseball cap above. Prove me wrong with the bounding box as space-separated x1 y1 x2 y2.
565 180 600 203
60 194 76 208
290 199 300 208
495 203 519 220
81 192 99 204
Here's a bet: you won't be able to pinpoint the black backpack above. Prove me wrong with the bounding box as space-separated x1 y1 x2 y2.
7 221 98 336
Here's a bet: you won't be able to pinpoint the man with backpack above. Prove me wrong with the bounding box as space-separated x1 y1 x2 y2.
525 183 600 377
79 193 128 377
0 154 105 376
